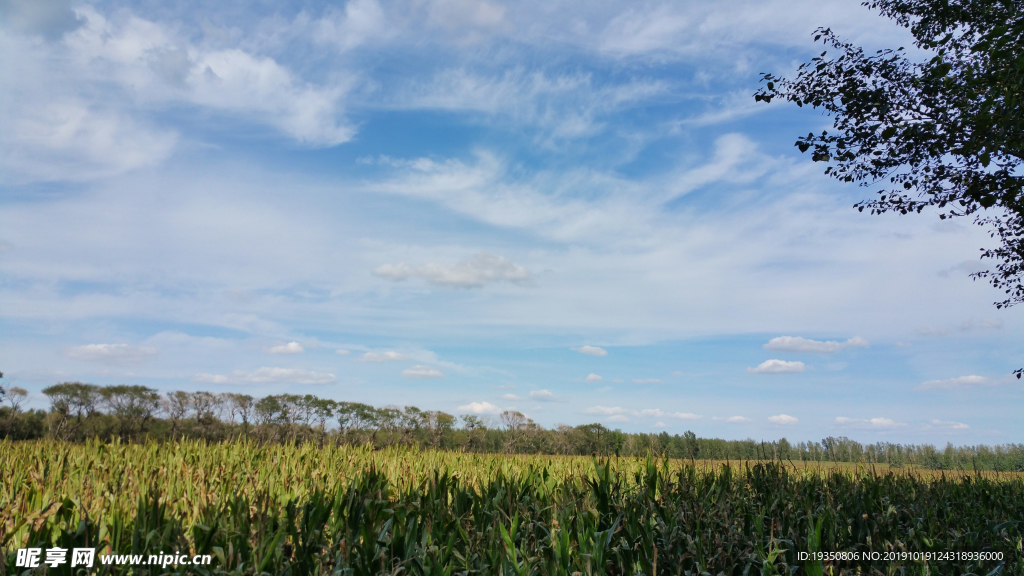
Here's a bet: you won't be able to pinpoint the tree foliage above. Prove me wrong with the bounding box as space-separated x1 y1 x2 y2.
755 0 1024 376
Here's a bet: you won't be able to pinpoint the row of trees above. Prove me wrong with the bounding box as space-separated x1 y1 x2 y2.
1 380 1022 470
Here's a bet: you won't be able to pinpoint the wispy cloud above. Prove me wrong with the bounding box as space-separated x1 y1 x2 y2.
747 360 805 374
583 406 700 419
373 252 530 288
573 345 607 356
916 375 995 391
713 416 751 423
929 419 970 430
835 416 905 430
401 365 445 379
266 342 304 354
359 351 409 362
763 336 868 354
193 367 336 385
63 344 157 365
585 373 603 382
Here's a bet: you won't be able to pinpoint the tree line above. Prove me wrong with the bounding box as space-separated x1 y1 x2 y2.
1 379 1022 471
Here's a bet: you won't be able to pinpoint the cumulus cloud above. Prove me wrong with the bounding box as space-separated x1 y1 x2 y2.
401 365 444 379
835 416 905 429
606 414 630 423
3 5 354 183
502 393 522 400
916 375 992 391
768 414 798 425
747 360 805 374
63 343 157 364
529 389 555 401
193 367 336 385
585 373 603 382
633 378 662 384
373 252 529 288
266 341 304 354
573 345 607 356
763 336 869 354
359 350 409 362
458 401 500 414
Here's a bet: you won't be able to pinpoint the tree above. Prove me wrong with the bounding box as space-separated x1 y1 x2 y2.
164 391 191 438
100 385 160 439
223 393 255 435
43 382 101 440
755 0 1024 377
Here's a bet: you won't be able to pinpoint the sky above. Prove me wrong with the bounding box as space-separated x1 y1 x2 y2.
1 0 1021 446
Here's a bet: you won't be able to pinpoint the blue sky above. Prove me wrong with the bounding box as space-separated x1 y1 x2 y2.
1 0 1021 444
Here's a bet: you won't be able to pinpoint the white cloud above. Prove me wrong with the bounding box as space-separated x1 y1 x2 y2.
573 345 607 356
669 412 701 420
585 373 603 382
763 335 869 354
529 389 556 401
606 414 630 423
458 401 500 414
721 416 751 423
63 343 157 365
501 393 521 400
747 359 805 374
835 416 905 429
193 367 336 385
768 414 798 425
359 350 409 362
266 341 304 354
585 406 699 419
307 0 396 52
583 405 631 415
401 365 445 379
633 378 662 384
401 68 668 140
916 375 992 391
930 419 970 430
373 252 530 288
335 349 350 355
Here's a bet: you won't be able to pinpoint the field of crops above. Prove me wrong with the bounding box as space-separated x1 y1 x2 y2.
2 439 1021 575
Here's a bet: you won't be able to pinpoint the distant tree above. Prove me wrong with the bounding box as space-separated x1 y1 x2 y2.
164 391 191 438
223 393 254 435
683 430 700 461
5 386 27 414
337 402 379 434
100 385 160 440
756 0 1024 377
43 382 101 440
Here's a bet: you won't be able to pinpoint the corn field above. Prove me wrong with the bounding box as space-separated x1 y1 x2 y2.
2 439 1021 575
